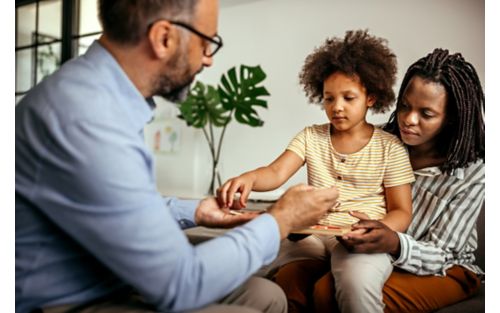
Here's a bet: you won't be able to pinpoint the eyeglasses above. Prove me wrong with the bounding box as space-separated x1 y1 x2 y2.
170 21 223 57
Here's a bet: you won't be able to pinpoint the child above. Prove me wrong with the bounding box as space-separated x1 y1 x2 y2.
218 30 415 313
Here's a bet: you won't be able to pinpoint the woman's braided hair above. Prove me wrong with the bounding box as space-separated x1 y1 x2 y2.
385 48 485 173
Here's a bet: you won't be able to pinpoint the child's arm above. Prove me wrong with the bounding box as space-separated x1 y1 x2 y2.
218 150 303 208
380 183 413 232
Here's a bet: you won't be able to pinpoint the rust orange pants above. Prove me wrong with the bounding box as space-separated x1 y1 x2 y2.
272 259 481 313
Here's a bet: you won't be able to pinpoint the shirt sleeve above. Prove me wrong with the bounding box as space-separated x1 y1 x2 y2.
33 119 281 312
164 197 198 229
286 128 307 160
383 139 415 187
392 175 484 276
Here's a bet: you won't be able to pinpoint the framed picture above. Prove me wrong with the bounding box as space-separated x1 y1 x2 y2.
145 119 181 154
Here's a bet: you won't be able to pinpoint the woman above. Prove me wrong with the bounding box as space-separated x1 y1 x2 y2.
272 48 485 313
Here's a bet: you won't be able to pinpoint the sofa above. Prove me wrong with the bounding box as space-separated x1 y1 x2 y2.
185 203 485 312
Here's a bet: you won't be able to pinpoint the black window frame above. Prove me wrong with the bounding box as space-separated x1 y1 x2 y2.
15 0 102 96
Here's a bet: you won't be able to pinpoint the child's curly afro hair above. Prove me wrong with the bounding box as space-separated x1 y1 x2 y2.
299 29 397 113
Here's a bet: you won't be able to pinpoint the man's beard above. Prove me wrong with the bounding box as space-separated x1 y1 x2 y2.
158 78 192 103
154 46 200 103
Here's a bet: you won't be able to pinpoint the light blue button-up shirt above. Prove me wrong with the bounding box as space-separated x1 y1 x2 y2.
15 41 280 313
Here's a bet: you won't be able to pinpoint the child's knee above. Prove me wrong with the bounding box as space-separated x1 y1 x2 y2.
331 255 392 297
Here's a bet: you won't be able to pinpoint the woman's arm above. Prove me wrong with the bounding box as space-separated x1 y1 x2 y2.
341 178 484 276
379 183 412 232
393 180 484 275
218 150 304 208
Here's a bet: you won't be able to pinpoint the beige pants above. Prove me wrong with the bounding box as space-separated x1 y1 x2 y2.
262 235 392 313
41 276 286 313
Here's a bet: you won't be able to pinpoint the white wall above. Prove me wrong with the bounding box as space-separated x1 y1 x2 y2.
148 0 485 197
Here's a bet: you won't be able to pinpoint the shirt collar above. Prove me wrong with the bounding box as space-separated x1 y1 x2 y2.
85 41 155 130
414 166 465 179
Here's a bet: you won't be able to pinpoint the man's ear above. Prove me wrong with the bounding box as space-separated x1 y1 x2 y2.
367 95 376 107
148 20 177 59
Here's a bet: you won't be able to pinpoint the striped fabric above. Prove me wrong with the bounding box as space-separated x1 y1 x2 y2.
393 161 485 276
287 124 415 227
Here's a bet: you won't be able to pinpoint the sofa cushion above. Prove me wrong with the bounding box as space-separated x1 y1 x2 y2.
435 284 484 313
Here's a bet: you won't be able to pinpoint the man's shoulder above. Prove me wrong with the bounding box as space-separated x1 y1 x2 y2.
18 56 122 127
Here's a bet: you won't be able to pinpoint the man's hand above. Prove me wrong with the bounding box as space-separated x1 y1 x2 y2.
337 211 401 256
194 197 260 228
268 184 339 239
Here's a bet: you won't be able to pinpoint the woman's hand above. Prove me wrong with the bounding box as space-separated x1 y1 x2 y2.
217 173 256 208
337 211 401 257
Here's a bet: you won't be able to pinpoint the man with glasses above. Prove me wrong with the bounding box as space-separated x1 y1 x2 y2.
15 1 339 312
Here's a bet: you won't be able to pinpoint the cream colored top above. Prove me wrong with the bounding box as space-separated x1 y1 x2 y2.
287 124 415 227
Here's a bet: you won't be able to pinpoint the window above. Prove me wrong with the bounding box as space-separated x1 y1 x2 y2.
15 0 102 104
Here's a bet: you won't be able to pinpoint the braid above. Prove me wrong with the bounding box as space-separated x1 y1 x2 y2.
385 48 484 173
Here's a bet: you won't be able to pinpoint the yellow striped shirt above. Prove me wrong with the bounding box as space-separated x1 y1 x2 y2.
287 124 415 227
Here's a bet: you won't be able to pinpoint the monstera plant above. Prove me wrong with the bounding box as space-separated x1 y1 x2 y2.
177 64 270 195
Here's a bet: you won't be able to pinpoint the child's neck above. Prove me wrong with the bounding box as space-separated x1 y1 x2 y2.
330 122 374 154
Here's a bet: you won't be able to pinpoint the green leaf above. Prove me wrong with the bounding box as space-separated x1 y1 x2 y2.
177 81 230 128
218 65 270 127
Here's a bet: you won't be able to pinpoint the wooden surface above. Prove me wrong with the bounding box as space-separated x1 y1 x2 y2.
291 225 351 236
